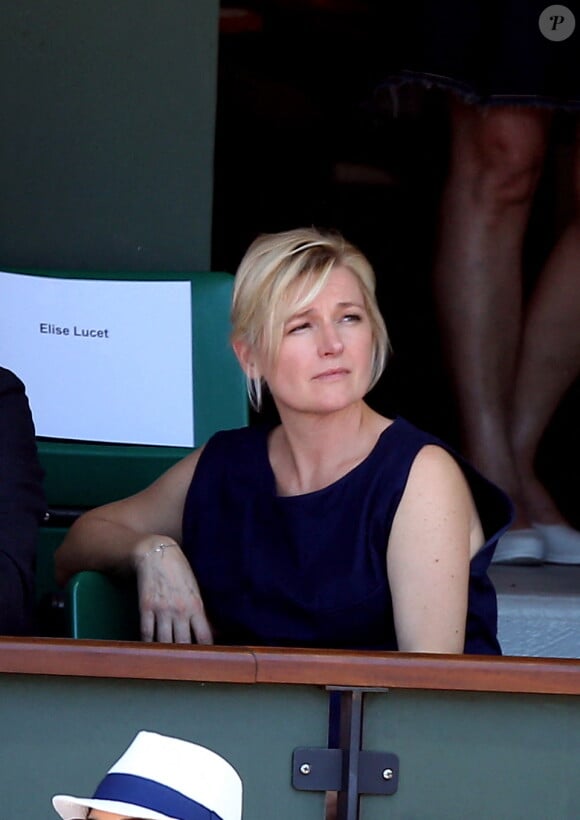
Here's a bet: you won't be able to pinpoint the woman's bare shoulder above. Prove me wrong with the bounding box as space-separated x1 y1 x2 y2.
145 445 206 495
407 443 466 487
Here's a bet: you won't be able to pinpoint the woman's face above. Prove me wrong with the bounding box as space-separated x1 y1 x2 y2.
254 265 374 418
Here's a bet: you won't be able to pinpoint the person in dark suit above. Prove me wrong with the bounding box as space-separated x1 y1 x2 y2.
0 367 45 634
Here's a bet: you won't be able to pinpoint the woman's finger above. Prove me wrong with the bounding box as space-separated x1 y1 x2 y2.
140 609 155 643
155 612 175 643
191 611 213 645
173 616 194 644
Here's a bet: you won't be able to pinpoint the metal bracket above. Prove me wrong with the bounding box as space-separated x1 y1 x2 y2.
292 747 399 795
291 687 399 820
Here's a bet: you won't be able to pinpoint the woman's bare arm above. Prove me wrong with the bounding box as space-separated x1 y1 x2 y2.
55 448 212 643
387 445 484 654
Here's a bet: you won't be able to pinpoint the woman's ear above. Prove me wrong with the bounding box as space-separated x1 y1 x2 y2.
232 338 259 378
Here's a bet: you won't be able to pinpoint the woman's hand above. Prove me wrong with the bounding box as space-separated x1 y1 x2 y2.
135 540 213 645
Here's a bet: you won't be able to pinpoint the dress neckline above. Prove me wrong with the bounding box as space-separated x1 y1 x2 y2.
264 417 401 500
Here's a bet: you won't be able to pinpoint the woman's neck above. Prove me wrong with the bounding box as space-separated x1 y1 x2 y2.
270 402 392 496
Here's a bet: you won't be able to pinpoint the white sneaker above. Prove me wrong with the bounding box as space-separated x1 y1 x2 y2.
491 528 545 565
533 523 580 565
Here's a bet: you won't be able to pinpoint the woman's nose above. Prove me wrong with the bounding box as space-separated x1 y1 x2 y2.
318 324 344 356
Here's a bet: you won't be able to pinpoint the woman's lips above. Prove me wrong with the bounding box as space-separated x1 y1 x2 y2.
313 368 349 380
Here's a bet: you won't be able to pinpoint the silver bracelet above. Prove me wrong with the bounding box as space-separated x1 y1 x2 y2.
143 542 178 559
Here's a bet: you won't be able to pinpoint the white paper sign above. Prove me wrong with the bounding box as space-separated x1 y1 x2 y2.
0 271 194 447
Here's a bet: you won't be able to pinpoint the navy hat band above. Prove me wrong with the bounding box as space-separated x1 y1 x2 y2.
93 772 222 820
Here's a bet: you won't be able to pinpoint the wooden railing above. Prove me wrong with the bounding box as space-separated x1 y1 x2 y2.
2 637 580 694
3 639 580 820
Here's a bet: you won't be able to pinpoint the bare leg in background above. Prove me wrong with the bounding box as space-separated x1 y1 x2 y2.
511 126 580 524
434 100 551 530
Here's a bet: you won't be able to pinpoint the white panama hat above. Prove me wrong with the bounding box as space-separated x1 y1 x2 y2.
52 730 242 820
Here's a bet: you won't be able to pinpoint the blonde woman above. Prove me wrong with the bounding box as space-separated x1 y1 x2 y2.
56 228 512 654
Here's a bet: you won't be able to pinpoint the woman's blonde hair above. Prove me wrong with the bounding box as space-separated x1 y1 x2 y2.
231 227 390 409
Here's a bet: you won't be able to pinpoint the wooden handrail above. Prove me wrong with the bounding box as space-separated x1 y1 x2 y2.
1 637 580 695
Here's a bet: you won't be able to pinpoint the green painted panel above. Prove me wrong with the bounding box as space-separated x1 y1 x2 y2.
0 675 327 820
0 0 219 272
361 689 580 819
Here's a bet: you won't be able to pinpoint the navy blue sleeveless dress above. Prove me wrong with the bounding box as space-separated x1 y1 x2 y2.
181 417 513 655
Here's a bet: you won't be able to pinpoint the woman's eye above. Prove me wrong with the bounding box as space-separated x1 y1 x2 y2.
341 313 362 323
287 322 310 334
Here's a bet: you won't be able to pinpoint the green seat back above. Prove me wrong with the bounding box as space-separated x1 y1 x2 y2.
32 270 248 633
37 270 248 508
67 571 140 640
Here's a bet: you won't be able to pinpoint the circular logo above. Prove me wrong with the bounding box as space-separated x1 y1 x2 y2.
539 5 576 40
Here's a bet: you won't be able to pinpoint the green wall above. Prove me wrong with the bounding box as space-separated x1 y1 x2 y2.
4 671 580 819
0 675 327 820
0 1 219 272
362 689 580 819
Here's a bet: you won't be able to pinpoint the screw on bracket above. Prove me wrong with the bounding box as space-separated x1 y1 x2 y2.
292 748 398 795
